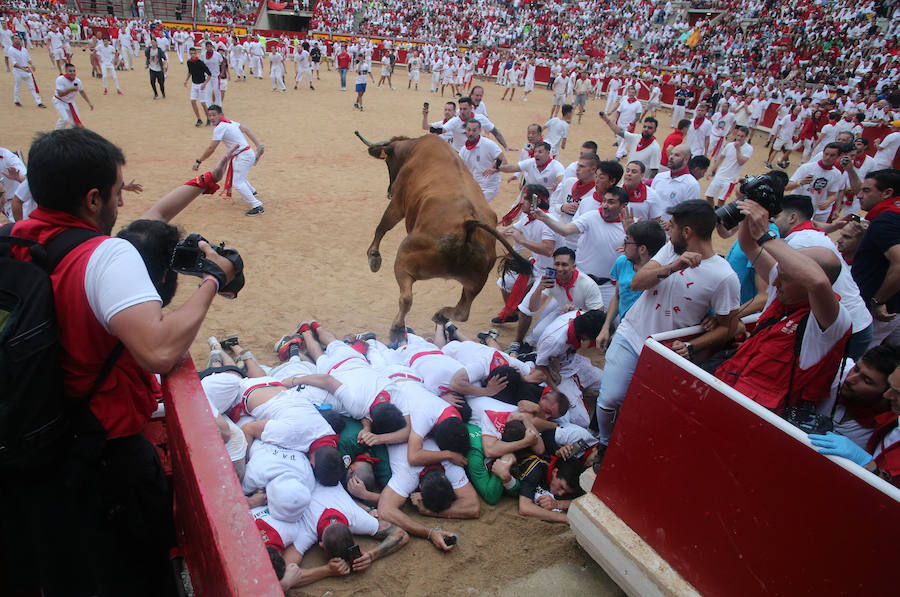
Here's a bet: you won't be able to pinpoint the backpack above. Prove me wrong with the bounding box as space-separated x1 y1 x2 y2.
0 223 122 472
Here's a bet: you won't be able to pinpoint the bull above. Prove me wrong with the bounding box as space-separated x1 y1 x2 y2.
355 131 532 343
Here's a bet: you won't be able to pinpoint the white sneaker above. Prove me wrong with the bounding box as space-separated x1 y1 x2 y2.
207 336 221 351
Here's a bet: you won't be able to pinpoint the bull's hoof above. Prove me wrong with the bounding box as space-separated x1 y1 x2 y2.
432 313 449 325
388 324 408 345
368 250 382 273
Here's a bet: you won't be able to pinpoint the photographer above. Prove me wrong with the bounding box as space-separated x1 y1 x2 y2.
715 198 852 414
5 128 242 597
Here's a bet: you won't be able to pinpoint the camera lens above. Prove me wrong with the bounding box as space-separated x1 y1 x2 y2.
715 202 744 230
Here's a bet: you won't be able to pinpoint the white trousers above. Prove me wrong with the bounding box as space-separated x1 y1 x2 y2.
101 64 119 90
230 150 262 208
53 97 81 129
13 69 41 104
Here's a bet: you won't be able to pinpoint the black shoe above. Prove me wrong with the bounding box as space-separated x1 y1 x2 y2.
592 443 608 473
518 351 537 363
477 329 499 344
491 313 519 324
309 85 315 90
195 118 203 127
520 341 534 354
245 206 265 216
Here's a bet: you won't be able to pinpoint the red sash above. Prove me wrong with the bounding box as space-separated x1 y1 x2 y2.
409 350 444 366
222 145 252 198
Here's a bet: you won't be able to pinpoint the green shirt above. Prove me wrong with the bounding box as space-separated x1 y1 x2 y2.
338 416 392 489
465 424 518 505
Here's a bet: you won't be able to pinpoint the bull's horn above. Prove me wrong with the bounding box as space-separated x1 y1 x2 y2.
354 130 374 147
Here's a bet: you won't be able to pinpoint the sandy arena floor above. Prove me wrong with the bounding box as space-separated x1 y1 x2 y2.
1 47 778 596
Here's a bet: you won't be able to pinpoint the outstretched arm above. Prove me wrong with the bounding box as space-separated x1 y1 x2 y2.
141 148 235 222
376 487 458 551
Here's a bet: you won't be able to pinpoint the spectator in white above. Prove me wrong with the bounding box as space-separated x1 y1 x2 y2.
786 143 846 224
600 112 661 178
716 201 852 414
685 102 713 157
650 144 701 220
573 160 624 217
201 40 224 106
551 153 600 249
543 105 572 156
810 111 841 157
535 185 628 307
8 35 44 107
621 160 663 221
485 141 565 194
597 200 740 449
433 97 511 152
52 62 93 129
707 101 736 158
835 138 877 217
873 120 900 170
96 38 122 95
604 76 621 115
765 105 803 170
458 120 504 202
532 309 608 389
612 86 643 137
770 194 873 359
705 126 753 207
550 70 567 118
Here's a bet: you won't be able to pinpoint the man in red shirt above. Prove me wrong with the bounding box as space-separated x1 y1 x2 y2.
660 118 689 171
336 45 351 91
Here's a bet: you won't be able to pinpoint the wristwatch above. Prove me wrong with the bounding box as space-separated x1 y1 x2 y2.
756 230 777 246
871 296 885 307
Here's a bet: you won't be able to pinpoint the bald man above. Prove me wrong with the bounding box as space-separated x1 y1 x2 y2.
715 199 852 413
649 144 700 220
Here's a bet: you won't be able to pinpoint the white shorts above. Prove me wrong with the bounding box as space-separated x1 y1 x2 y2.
311 61 319 70
552 93 565 106
772 137 793 151
409 70 419 83
705 176 736 201
190 82 206 100
51 48 65 60
219 77 228 91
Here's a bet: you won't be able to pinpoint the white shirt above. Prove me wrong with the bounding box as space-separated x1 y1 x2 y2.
684 118 713 155
615 97 643 129
620 131 662 172
212 119 250 150
297 483 380 553
571 208 625 280
538 268 605 311
518 157 565 192
710 111 736 137
251 506 313 553
626 184 664 221
8 45 31 69
535 311 579 366
650 171 702 219
202 50 224 77
789 161 844 221
543 117 569 155
386 438 468 498
53 74 81 103
714 142 753 181
241 440 314 494
85 239 162 332
96 43 117 67
458 137 502 199
776 114 802 141
616 242 740 353
511 214 558 270
442 114 495 150
874 131 900 169
441 340 533 381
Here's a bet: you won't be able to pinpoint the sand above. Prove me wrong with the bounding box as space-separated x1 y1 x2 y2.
1 46 776 595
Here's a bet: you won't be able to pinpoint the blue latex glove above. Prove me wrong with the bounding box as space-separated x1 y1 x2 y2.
808 432 873 467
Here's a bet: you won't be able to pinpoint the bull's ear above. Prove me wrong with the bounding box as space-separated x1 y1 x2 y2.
379 149 388 159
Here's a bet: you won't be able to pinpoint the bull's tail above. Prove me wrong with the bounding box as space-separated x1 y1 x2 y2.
463 220 533 279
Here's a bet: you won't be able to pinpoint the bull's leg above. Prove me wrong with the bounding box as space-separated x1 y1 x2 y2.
368 200 405 273
440 267 490 323
390 269 415 345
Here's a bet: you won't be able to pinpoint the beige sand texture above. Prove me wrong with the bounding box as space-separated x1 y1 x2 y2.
1 47 773 595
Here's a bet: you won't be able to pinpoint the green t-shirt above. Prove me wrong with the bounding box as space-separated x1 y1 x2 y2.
465 423 518 505
338 416 392 489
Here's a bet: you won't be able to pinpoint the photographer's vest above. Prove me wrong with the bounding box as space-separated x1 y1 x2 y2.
715 297 849 412
11 207 161 439
867 412 900 489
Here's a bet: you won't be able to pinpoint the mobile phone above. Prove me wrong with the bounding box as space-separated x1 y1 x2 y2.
444 534 458 546
545 267 557 279
343 544 362 566
848 213 860 222
495 157 503 168
423 101 429 110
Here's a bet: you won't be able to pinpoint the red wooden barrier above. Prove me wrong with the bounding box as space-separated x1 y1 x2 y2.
593 333 900 596
162 357 281 596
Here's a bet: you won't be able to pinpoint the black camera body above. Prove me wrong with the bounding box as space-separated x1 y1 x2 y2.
715 170 789 230
170 233 245 299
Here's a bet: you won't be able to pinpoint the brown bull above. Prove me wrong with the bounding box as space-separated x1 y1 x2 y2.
356 131 532 343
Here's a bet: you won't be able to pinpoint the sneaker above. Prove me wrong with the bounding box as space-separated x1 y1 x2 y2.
763 161 772 169
220 334 240 351
195 118 203 127
104 88 108 95
353 102 359 109
309 85 315 90
592 443 608 473
153 95 158 100
294 84 298 90
116 90 123 95
275 335 303 362
518 351 537 363
245 206 265 216
207 336 222 352
477 329 499 344
37 103 46 108
491 312 519 324
506 341 521 355
14 102 22 107
520 341 534 354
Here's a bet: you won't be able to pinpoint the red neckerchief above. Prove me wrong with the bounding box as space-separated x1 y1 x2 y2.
436 405 462 425
536 159 551 172
817 160 833 170
570 178 593 199
853 154 866 169
865 196 900 221
544 456 560 487
599 207 622 223
790 113 798 121
489 350 509 375
316 508 349 541
628 182 648 203
787 220 822 235
218 117 232 124
627 96 637 103
464 136 479 150
354 453 380 466
557 269 579 301
188 56 199 62
693 116 705 129
525 207 548 224
255 518 285 556
636 135 656 152
442 116 450 124
528 138 544 157
64 73 76 82
308 434 339 456
205 50 214 59
368 390 391 416
670 167 690 178
419 463 445 479
867 411 900 456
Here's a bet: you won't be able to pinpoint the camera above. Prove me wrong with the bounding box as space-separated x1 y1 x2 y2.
169 233 245 299
715 170 788 230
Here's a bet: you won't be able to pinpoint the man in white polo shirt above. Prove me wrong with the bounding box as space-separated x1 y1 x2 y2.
600 112 661 178
96 38 122 95
705 126 753 207
458 120 504 202
621 160 663 221
485 142 565 193
613 85 643 135
685 102 713 157
707 101 736 158
52 62 93 129
8 35 44 107
650 144 701 219
543 105 572 156
192 105 266 215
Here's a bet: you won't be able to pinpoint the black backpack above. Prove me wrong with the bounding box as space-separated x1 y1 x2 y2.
0 223 121 472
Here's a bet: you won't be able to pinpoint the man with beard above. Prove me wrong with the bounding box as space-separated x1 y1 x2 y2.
600 112 661 178
595 200 740 451
650 144 701 221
